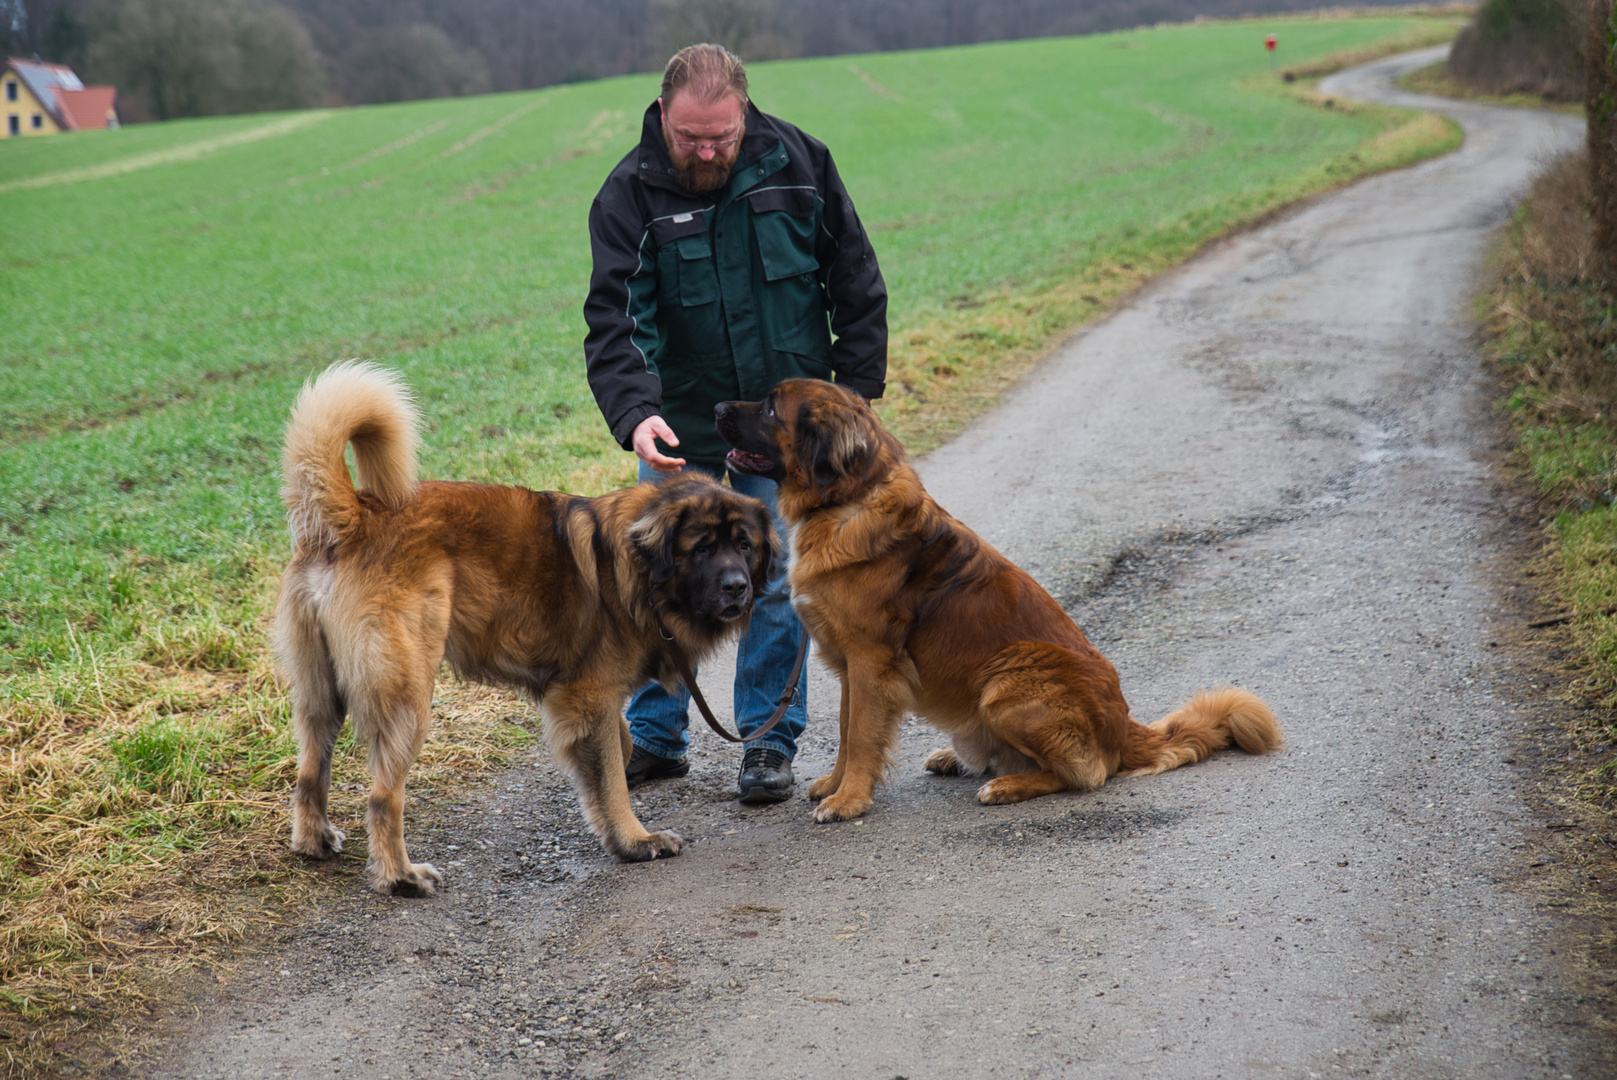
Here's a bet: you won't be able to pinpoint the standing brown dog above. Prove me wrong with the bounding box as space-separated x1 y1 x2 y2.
274 362 777 894
716 379 1282 823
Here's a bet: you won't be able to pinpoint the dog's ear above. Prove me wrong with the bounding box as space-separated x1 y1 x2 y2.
630 502 683 584
795 399 870 488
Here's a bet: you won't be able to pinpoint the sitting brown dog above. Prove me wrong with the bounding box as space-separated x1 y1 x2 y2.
274 362 776 894
716 378 1282 823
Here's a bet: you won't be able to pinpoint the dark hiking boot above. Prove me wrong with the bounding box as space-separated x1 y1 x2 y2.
737 747 794 804
625 745 689 787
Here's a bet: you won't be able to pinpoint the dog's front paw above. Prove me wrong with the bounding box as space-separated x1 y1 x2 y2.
378 861 443 898
805 773 839 801
976 776 1060 805
813 792 871 823
614 829 684 862
922 748 963 776
291 822 346 860
976 778 1019 805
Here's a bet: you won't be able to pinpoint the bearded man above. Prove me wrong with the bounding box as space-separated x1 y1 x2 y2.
583 43 888 802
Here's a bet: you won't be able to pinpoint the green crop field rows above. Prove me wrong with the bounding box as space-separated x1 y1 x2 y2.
0 16 1465 1068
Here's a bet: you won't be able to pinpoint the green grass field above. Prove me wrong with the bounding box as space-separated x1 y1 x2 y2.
0 13 1462 1073
1 16 1458 681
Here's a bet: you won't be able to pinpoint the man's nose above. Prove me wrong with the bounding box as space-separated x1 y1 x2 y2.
697 145 718 160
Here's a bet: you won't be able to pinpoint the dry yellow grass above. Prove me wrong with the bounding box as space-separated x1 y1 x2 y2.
1278 12 1465 79
1397 60 1586 113
0 651 535 1078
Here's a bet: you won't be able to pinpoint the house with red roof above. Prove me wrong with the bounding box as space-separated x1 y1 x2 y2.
3 58 118 138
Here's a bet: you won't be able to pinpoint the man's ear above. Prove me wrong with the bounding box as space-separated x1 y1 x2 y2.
630 504 682 584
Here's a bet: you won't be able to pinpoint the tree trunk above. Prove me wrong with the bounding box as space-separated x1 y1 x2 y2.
1588 0 1617 283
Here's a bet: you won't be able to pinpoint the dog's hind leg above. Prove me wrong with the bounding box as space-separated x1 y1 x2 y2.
352 670 443 897
923 726 1000 778
290 668 346 859
275 581 348 861
545 683 683 862
972 643 1121 805
974 699 1098 805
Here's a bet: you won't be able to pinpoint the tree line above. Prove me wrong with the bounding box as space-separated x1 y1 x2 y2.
1446 0 1582 100
1442 0 1617 284
2 0 1424 122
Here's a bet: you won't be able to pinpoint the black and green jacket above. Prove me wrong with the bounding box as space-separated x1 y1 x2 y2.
584 100 888 465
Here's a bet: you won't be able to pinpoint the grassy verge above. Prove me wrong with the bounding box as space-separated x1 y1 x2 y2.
1480 147 1617 1057
1484 151 1617 788
1275 9 1467 81
0 14 1464 1077
1396 59 1586 112
1 671 537 1076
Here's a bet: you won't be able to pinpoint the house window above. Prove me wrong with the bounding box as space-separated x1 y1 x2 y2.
4 81 15 102
7 115 16 136
31 113 41 129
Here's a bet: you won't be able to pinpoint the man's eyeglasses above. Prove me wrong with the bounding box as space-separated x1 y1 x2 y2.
670 133 740 152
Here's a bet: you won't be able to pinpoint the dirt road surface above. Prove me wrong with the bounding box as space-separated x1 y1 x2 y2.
148 48 1610 1080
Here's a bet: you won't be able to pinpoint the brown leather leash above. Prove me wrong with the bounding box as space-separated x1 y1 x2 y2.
658 624 809 744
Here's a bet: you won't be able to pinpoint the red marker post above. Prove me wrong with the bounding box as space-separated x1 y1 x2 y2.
1265 34 1277 71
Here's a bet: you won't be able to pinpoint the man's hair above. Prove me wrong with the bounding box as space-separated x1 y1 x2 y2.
661 44 748 106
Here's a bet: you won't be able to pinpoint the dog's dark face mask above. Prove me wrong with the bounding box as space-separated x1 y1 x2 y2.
633 484 776 626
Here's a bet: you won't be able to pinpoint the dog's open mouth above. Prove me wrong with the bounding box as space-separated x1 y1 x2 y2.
726 449 775 474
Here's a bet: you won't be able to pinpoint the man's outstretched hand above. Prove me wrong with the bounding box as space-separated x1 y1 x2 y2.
632 415 686 474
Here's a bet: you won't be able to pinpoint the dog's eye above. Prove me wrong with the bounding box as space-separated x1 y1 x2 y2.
765 402 775 418
694 542 713 556
735 538 751 553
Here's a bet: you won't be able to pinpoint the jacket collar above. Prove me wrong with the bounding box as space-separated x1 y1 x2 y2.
635 99 787 198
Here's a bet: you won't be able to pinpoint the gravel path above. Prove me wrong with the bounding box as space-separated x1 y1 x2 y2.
146 48 1613 1080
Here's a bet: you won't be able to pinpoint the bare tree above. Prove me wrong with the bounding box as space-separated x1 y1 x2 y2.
1588 0 1617 281
84 0 323 121
1449 0 1582 100
658 0 768 56
0 0 68 58
339 23 490 104
233 3 325 111
87 0 239 120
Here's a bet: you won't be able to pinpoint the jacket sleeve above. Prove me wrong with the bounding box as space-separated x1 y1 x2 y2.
584 191 663 450
817 151 888 400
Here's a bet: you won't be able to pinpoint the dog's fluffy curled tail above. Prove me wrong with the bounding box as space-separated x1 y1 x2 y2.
1120 687 1283 776
282 361 420 549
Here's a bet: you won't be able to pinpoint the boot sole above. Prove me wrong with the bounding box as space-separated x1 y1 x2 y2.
737 783 793 805
626 761 689 788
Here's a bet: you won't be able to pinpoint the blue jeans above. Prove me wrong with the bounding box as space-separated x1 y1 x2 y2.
627 460 808 760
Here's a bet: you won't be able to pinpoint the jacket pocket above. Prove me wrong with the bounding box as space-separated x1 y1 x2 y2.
769 306 833 381
652 211 718 308
674 234 718 307
749 187 820 283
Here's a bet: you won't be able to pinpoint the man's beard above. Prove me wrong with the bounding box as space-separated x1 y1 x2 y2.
673 157 734 193
664 119 744 194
